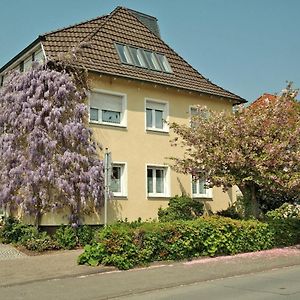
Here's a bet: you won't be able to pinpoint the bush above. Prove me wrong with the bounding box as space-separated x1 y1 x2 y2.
0 217 59 252
78 216 291 270
77 225 96 246
158 195 204 222
266 203 300 220
54 225 78 249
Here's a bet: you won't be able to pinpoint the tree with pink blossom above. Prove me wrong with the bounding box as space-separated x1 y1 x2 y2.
170 83 300 218
0 64 104 226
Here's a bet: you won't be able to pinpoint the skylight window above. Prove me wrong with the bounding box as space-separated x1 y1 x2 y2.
115 43 172 74
116 44 133 65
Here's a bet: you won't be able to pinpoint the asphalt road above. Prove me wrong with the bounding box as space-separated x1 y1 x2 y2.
2 258 300 300
116 265 300 300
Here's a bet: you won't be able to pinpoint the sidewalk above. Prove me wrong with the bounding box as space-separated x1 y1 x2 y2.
1 244 300 288
0 247 114 287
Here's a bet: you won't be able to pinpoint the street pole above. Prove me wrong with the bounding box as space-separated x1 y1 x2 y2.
104 148 111 227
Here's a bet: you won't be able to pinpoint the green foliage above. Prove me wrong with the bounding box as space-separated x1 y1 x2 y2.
0 217 59 252
23 232 60 252
266 203 300 220
78 215 300 270
54 225 78 250
266 203 300 246
76 225 96 246
158 195 204 222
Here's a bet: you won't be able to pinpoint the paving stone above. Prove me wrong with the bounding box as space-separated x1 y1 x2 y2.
0 243 27 260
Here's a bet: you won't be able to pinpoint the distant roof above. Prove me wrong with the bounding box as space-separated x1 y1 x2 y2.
1 6 246 103
250 93 277 108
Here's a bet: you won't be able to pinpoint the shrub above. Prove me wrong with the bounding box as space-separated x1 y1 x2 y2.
23 232 60 252
158 195 204 222
78 216 293 270
0 217 60 252
54 225 78 249
266 203 300 220
77 225 96 246
0 217 37 244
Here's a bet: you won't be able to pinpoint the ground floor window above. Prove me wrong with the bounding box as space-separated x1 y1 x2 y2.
192 176 212 198
147 165 169 197
110 163 127 197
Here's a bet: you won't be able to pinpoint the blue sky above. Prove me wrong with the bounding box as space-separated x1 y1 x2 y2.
0 0 299 102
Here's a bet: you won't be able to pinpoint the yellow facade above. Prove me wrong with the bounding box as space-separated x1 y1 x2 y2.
20 73 237 226
88 73 236 223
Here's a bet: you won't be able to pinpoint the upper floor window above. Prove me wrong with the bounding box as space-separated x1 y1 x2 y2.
89 90 127 127
145 99 169 132
115 43 172 74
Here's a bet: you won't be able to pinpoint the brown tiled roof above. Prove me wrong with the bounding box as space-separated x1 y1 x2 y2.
250 93 277 108
41 7 245 103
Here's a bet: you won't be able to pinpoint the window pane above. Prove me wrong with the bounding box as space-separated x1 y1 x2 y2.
116 44 132 64
144 51 156 70
192 181 197 194
146 108 153 128
110 166 121 193
147 169 153 193
199 180 206 194
156 54 172 73
102 110 121 124
155 110 163 129
90 108 99 121
129 47 147 68
156 169 164 193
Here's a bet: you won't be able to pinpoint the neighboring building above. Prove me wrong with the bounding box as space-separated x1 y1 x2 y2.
250 93 276 108
0 7 246 225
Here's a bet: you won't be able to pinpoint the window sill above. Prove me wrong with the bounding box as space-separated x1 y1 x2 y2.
192 195 213 200
147 195 170 200
112 195 128 200
89 121 127 129
146 128 169 134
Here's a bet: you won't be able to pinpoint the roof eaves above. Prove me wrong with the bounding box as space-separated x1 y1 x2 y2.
89 69 245 103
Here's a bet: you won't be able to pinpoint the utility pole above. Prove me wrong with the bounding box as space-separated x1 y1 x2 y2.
104 148 112 227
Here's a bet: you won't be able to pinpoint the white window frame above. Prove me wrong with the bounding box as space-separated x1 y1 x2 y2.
146 164 170 198
191 175 212 199
89 89 127 128
145 98 169 133
110 162 127 197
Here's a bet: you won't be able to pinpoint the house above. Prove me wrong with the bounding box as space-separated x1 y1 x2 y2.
0 7 246 225
250 93 276 108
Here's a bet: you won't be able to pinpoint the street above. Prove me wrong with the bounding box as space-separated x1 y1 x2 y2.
116 265 300 300
1 257 300 300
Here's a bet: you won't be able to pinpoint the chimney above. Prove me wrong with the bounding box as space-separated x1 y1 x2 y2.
128 9 161 38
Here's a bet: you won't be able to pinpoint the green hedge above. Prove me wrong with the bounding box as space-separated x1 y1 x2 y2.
0 217 97 252
78 216 300 270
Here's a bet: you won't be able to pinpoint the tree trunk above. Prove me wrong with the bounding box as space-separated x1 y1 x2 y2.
239 181 260 219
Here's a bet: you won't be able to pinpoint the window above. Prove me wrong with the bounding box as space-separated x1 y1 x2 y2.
145 99 169 132
116 44 132 64
144 51 161 71
129 47 147 68
156 53 172 73
115 43 172 74
191 176 212 198
0 75 4 87
147 165 169 197
89 90 127 127
110 163 127 197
